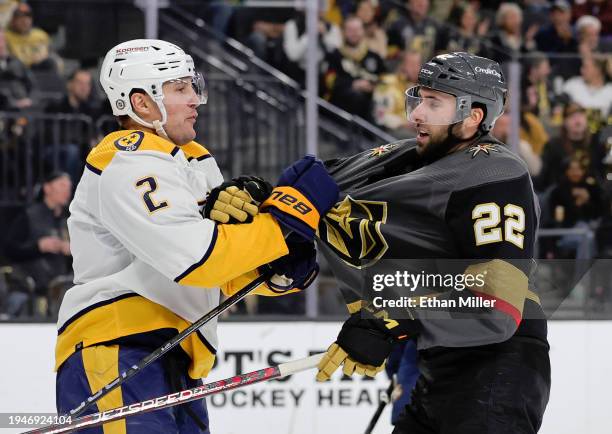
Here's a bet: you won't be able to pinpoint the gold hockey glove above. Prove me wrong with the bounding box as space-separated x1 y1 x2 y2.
204 176 272 223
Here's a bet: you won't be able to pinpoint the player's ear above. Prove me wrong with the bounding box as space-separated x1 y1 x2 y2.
130 91 154 117
467 106 484 128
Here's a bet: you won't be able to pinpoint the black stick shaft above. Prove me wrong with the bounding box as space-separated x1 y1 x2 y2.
364 379 394 434
69 272 270 417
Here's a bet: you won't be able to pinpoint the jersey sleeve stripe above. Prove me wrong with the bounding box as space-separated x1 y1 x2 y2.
85 162 102 175
175 213 289 288
174 224 219 283
470 290 522 325
464 259 530 315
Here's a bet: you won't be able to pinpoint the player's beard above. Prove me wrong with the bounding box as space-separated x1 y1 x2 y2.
416 123 458 163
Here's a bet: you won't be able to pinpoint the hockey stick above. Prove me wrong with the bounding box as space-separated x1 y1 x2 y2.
67 270 273 418
23 353 323 434
364 377 395 434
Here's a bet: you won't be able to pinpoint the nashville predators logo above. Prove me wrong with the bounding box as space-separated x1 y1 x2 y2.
467 143 500 158
115 131 145 151
319 196 389 268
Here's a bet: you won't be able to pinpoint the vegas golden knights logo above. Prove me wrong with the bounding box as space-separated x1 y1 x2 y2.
319 195 388 269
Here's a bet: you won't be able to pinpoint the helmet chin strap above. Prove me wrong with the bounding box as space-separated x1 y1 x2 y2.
128 99 171 141
152 120 170 141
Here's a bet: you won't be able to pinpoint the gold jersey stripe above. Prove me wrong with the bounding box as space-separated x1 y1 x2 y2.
86 130 181 173
82 345 126 434
56 295 216 379
346 300 362 314
181 141 211 161
176 213 288 288
464 259 530 316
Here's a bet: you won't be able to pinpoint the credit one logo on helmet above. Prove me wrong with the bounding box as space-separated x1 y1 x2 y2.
116 46 150 55
474 67 501 78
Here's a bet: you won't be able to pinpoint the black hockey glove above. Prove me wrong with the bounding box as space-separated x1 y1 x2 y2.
263 234 319 292
316 313 421 381
204 176 272 224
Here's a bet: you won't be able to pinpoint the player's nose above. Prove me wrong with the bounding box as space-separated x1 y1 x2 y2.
411 103 426 123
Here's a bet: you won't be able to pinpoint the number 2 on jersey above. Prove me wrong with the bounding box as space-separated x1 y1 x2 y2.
472 203 525 248
136 176 169 213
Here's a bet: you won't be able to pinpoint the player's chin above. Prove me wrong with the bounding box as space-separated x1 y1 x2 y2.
184 121 197 138
415 134 430 153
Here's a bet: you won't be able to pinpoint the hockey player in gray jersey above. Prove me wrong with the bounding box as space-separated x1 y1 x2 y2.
315 52 550 433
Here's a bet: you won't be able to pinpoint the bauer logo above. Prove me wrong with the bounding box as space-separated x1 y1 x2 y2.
474 66 502 78
268 190 312 216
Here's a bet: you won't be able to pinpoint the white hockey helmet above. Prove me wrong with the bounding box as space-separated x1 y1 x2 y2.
100 39 207 136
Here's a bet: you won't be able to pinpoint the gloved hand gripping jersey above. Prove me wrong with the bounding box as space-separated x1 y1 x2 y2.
261 155 339 241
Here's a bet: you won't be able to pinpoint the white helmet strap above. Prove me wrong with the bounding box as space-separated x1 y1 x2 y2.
127 94 171 141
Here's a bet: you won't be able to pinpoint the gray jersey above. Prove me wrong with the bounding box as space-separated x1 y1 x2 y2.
318 138 547 349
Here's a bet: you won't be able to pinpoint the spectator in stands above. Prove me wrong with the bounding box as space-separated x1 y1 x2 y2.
488 2 536 64
355 0 387 58
373 49 421 135
534 1 578 78
523 52 562 128
282 8 341 86
0 26 32 110
234 5 292 67
5 171 72 317
322 0 350 27
549 157 606 228
43 68 97 183
323 15 386 122
439 2 489 55
572 0 612 37
535 1 577 53
386 0 440 62
521 0 553 29
519 86 551 155
537 103 607 190
563 56 612 120
45 69 99 118
492 112 542 176
576 15 612 58
546 157 605 260
5 2 55 70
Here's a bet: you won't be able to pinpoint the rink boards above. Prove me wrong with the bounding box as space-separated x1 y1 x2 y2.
0 321 610 434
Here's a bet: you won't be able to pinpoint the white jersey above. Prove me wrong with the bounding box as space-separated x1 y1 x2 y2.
56 130 288 378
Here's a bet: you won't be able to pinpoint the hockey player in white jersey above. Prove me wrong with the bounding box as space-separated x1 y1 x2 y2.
54 39 339 434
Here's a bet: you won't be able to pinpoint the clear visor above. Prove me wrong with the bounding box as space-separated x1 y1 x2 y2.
404 86 471 126
163 72 208 106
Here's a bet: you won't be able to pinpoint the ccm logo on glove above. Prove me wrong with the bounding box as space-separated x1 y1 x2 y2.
262 186 319 229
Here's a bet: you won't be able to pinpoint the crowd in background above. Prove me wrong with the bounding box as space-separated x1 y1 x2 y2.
0 0 611 318
222 0 612 256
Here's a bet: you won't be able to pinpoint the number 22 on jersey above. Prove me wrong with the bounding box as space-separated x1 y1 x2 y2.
472 203 525 249
136 176 169 213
